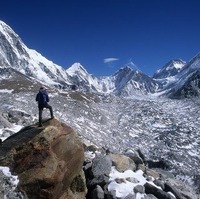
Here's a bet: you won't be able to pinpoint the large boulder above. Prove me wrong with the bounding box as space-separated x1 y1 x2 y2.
0 118 87 199
109 153 137 172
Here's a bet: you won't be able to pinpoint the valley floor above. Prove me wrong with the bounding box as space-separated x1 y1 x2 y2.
0 90 199 192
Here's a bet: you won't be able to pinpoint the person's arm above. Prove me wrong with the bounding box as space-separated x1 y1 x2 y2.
46 93 49 102
36 93 39 101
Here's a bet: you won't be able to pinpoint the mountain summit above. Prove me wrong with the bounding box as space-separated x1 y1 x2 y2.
1 19 200 98
0 20 69 87
153 59 186 79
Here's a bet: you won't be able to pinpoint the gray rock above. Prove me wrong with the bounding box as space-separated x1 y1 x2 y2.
0 113 13 128
164 182 186 199
115 178 126 184
153 179 165 190
126 177 139 183
3 110 32 126
134 184 145 194
124 193 136 199
109 153 137 172
144 194 158 199
87 174 109 188
91 155 112 177
92 185 104 199
124 149 144 165
144 182 175 199
165 178 198 199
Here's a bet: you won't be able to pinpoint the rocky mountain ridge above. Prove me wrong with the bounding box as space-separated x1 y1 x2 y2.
153 59 186 79
1 20 200 98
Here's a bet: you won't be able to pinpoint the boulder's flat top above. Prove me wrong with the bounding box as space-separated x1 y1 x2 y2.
0 118 52 161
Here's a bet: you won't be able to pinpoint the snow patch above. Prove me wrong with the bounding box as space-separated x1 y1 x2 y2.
108 167 148 198
0 89 13 93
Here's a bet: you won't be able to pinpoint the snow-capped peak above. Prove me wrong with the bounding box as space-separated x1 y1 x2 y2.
0 20 71 86
125 61 139 70
66 63 89 76
153 59 186 79
0 20 15 35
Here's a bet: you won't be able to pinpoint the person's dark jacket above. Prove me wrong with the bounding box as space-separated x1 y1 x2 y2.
36 89 49 108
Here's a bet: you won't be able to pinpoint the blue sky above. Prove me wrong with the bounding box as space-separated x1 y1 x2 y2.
1 0 200 77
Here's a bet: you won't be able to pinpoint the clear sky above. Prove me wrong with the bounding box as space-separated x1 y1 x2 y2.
1 0 200 77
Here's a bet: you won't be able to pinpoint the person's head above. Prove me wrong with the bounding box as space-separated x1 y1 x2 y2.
39 86 45 92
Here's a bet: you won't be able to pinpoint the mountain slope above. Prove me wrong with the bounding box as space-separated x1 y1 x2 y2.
168 53 200 98
0 20 158 96
112 65 159 96
153 59 186 79
1 19 200 99
66 62 107 92
0 20 70 87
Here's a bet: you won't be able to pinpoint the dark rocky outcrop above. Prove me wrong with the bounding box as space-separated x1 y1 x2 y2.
0 118 87 199
169 70 200 99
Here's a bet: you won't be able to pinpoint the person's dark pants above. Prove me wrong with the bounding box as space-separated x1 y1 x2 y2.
38 103 54 125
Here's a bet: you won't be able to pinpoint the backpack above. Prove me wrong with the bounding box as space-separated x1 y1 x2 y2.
38 91 47 104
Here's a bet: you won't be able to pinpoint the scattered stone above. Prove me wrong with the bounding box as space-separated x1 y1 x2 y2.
147 159 169 170
124 149 144 165
134 184 145 194
144 194 158 199
91 154 112 178
115 177 126 184
110 153 137 172
164 182 186 199
92 185 104 199
153 179 165 190
144 182 175 199
0 113 13 128
87 174 109 189
145 168 160 179
124 193 136 199
146 176 154 182
126 177 139 183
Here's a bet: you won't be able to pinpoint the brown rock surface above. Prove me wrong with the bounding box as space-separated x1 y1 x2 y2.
109 153 137 172
0 118 87 199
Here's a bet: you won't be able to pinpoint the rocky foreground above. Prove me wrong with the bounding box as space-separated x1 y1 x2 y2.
0 118 198 199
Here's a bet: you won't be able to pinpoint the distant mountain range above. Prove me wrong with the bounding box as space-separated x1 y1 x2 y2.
0 20 200 98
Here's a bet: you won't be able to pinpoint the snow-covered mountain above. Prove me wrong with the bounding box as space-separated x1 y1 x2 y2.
150 54 200 98
111 65 159 96
0 20 70 88
168 53 200 98
153 59 186 79
66 62 109 93
0 20 160 97
1 19 200 99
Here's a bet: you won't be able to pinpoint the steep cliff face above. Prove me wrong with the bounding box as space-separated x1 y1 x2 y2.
0 118 87 199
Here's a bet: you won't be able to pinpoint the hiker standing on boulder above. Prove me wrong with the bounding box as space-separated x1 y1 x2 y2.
36 87 54 127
